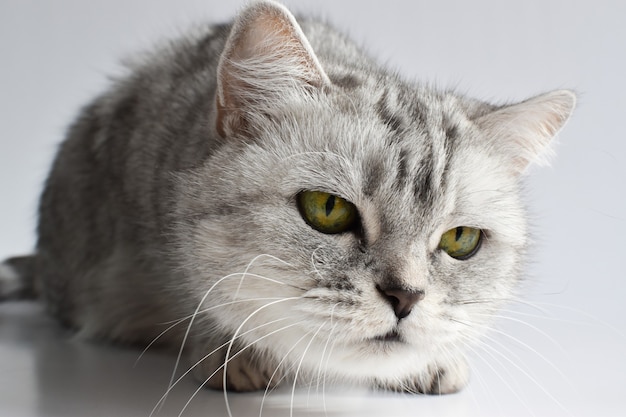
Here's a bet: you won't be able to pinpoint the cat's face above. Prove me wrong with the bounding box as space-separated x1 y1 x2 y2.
170 1 573 388
174 78 527 384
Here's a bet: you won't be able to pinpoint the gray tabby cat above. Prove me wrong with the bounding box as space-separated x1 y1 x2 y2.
0 0 575 394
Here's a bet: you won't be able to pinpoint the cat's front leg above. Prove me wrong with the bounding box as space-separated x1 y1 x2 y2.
420 358 470 395
383 357 470 395
189 340 281 392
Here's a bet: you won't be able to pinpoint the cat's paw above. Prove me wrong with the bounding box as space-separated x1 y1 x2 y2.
383 358 470 395
420 359 470 395
190 344 280 392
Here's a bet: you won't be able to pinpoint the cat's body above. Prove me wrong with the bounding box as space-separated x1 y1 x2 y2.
0 1 574 394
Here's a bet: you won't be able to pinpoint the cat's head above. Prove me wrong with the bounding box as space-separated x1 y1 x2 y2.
173 0 575 390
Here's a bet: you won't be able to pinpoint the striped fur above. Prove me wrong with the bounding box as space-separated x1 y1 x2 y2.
2 0 575 394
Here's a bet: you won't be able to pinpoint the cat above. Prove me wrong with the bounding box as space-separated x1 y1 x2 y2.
0 0 575 395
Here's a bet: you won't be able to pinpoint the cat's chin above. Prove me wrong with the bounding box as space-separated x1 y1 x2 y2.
372 329 403 343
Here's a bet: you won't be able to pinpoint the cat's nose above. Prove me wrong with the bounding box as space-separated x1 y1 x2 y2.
376 285 425 319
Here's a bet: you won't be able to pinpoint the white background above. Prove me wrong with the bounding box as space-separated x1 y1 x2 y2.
1 1 625 416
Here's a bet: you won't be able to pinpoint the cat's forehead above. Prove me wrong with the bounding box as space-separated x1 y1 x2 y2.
274 81 494 235
337 83 473 185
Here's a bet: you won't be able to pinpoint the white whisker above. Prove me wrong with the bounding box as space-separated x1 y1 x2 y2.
290 322 326 417
137 297 287 367
168 267 305 411
309 246 325 281
150 316 290 417
473 333 573 416
234 254 294 300
478 312 570 357
222 297 302 417
483 327 574 390
314 304 339 396
136 316 189 367
461 337 536 417
321 326 341 414
515 300 625 338
259 330 314 417
455 315 574 411
166 271 247 412
177 316 305 417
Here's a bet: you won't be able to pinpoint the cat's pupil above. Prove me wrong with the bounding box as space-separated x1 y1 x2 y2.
455 227 464 241
325 195 336 217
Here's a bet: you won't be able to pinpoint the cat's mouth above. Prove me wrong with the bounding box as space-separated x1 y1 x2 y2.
373 329 403 343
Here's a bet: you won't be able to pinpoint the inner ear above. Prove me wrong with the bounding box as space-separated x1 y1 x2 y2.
475 90 576 174
216 1 330 138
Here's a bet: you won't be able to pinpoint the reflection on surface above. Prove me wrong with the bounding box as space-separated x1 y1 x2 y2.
0 301 624 417
0 302 475 417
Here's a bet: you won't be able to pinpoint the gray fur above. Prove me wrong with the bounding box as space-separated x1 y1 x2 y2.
0 0 575 393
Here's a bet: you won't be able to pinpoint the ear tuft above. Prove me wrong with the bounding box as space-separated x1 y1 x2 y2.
216 0 330 137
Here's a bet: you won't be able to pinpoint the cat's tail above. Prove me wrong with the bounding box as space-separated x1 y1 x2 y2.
0 255 38 300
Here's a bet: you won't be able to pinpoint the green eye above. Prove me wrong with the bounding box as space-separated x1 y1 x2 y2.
439 226 482 260
297 190 358 234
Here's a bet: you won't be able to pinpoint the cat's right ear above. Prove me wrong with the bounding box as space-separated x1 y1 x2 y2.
215 0 330 138
475 90 576 175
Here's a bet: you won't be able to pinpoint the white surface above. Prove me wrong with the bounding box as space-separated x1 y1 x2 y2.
1 301 623 417
1 0 625 416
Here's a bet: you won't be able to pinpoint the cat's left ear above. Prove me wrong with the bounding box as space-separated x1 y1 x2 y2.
475 90 576 174
215 0 330 138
